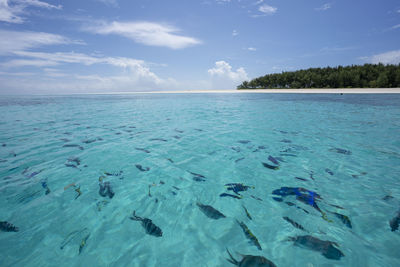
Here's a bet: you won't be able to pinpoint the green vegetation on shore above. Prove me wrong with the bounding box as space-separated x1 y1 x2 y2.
237 64 400 89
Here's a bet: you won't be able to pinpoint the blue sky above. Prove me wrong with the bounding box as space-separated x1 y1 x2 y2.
0 0 399 94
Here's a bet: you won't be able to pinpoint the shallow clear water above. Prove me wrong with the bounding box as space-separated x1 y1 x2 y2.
0 93 399 267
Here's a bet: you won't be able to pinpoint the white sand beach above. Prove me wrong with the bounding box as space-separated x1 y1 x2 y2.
132 88 400 94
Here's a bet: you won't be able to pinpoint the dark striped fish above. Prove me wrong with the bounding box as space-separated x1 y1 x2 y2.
197 202 226 219
135 147 150 153
288 235 344 260
62 144 84 150
220 193 242 199
130 211 163 237
330 212 352 229
79 234 90 254
60 228 89 250
237 220 262 250
226 249 277 267
242 205 252 220
268 155 279 165
262 162 279 170
135 164 150 172
0 221 19 232
389 211 399 232
283 216 306 231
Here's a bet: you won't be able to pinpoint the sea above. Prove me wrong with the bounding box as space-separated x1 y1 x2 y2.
0 93 399 266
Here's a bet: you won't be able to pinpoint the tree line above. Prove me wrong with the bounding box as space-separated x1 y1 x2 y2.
237 64 400 89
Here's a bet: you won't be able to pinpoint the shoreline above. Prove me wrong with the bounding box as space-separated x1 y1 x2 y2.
97 88 400 94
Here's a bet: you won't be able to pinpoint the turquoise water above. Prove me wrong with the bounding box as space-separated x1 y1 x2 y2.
0 93 400 266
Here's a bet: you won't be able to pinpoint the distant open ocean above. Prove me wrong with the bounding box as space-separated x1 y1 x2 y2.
1 93 399 266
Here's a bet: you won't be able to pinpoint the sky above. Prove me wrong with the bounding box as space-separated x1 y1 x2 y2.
0 0 399 94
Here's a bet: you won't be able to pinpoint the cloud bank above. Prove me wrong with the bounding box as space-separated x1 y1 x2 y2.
84 21 201 49
0 0 61 23
208 61 248 89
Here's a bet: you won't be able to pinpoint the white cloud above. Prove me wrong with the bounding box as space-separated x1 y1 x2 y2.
0 51 180 93
208 61 248 89
247 47 257 51
258 4 277 14
0 0 61 23
0 30 81 55
254 0 264 5
232 29 239 36
315 3 331 11
4 51 149 69
392 24 400 30
84 21 201 49
364 50 400 64
95 0 118 7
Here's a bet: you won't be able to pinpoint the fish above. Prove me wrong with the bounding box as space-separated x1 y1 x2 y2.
63 144 84 150
235 157 245 163
172 186 180 191
193 176 206 182
135 147 150 153
243 205 252 220
68 157 81 165
225 183 255 195
285 202 309 214
135 164 150 172
60 228 89 250
173 135 181 139
389 211 400 232
288 235 344 260
325 168 334 175
330 212 352 228
238 140 251 144
188 171 206 178
382 195 394 201
226 249 277 267
99 182 114 199
295 177 308 181
130 211 163 237
167 158 174 163
194 128 203 132
283 217 306 231
329 148 352 155
220 193 242 199
104 170 123 176
237 220 262 250
60 138 70 142
268 156 279 165
251 195 263 201
96 200 109 211
149 138 168 142
79 234 90 254
82 139 96 144
175 129 184 133
65 163 79 169
231 146 241 152
148 185 152 197
0 221 19 232
280 153 297 157
261 162 279 170
280 139 292 143
197 202 226 219
74 186 82 199
41 180 51 195
351 172 367 178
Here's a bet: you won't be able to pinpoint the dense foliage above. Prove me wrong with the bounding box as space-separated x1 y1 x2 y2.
237 64 400 89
